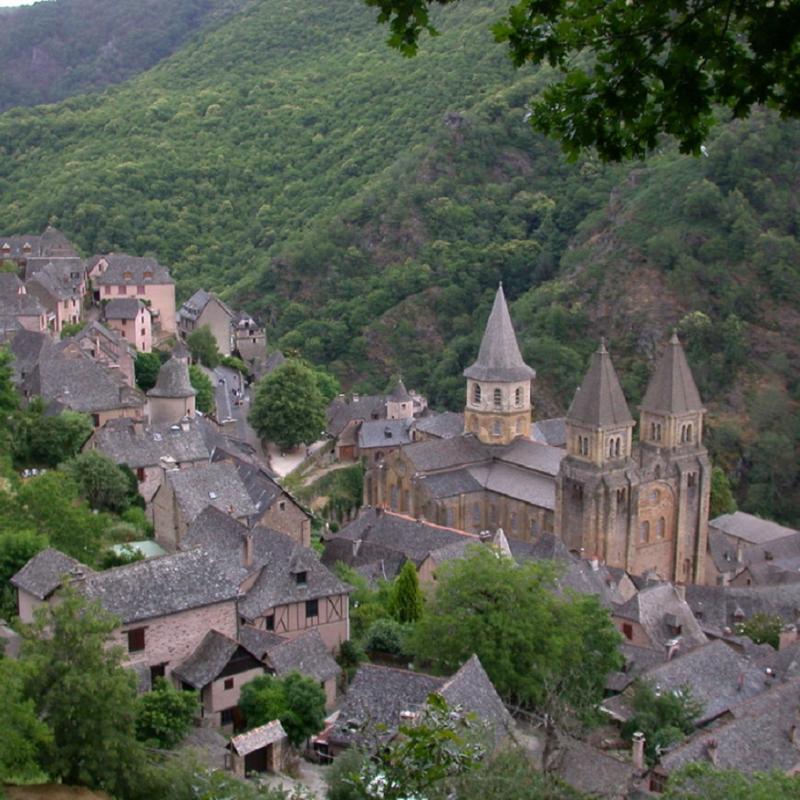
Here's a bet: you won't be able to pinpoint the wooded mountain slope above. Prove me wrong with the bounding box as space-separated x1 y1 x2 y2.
0 0 797 523
0 0 243 112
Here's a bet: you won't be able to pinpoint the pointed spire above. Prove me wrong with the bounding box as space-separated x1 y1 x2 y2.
463 284 536 382
147 356 196 398
641 333 704 415
567 340 633 427
389 378 411 402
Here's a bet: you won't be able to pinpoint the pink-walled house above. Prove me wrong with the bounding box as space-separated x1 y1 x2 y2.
103 297 153 352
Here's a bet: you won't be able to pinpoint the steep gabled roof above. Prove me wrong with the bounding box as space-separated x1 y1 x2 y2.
11 548 92 600
641 332 704 415
567 340 633 427
172 629 243 689
388 379 411 402
463 284 536 383
266 629 341 683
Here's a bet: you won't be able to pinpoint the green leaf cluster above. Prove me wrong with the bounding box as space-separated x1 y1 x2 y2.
135 677 199 749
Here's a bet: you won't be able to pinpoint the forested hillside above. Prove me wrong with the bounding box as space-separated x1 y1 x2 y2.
0 0 797 523
0 0 243 112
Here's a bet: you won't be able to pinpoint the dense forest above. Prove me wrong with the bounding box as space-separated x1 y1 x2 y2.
0 0 243 112
0 0 797 523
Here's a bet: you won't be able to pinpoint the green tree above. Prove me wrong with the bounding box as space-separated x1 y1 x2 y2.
187 325 220 368
0 529 48 619
60 321 86 339
0 346 17 415
21 587 144 796
248 359 326 450
736 613 782 649
621 681 702 766
188 364 215 414
363 618 410 658
239 671 327 747
392 560 424 623
61 450 133 512
368 1 800 160
410 548 622 710
709 466 737 519
135 677 199 749
134 351 163 392
21 408 93 468
664 762 800 800
0 657 51 783
312 365 341 404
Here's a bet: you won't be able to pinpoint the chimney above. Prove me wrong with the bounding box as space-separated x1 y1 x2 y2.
242 533 253 569
675 583 686 602
590 556 600 572
665 637 680 661
705 739 718 765
180 416 190 432
631 731 645 770
353 539 362 557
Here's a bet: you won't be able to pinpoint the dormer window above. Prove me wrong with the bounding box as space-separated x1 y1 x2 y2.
295 571 307 586
123 271 132 280
143 271 153 281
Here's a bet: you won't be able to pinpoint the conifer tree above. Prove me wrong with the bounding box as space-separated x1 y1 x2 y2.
393 560 424 623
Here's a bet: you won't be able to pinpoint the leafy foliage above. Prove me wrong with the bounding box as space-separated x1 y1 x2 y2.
60 449 135 512
363 618 411 659
0 528 47 619
249 359 326 450
391 560 424 623
134 350 164 392
187 325 221 368
14 407 93 468
621 681 702 766
135 677 198 749
735 613 782 650
664 762 800 800
188 364 215 414
709 466 736 519
239 671 327 747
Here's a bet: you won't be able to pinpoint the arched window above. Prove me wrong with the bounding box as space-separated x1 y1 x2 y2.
657 517 666 538
445 507 455 527
515 387 522 406
493 420 502 436
650 422 656 440
390 485 398 511
686 423 693 443
656 423 662 441
617 488 626 504
615 438 621 457
493 388 502 408
640 521 650 543
654 465 661 479
473 383 481 404
608 439 615 458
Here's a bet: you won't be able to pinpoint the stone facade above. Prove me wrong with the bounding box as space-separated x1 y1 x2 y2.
259 499 312 550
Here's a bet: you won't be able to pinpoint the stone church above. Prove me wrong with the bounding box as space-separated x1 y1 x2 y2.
364 285 711 584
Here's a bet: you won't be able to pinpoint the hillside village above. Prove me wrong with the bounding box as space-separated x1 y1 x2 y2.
1 226 800 798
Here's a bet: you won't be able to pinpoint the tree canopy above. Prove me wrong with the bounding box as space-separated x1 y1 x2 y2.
248 359 327 450
135 677 198 749
367 0 800 160
188 363 215 414
664 763 800 800
187 324 221 368
60 450 135 512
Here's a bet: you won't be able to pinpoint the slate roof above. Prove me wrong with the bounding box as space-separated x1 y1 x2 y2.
326 394 387 437
614 583 708 651
82 548 239 624
388 379 412 402
602 640 767 726
739 532 800 586
321 536 408 581
11 548 92 600
533 417 567 447
172 629 243 689
468 462 556 510
710 511 798 545
463 285 535 382
496 437 565 476
0 272 23 294
0 227 78 259
0 292 46 317
329 664 445 748
685 582 800 633
90 417 209 469
403 434 488 473
266 629 341 683
641 332 704 415
358 418 414 450
93 254 174 285
229 720 287 756
26 261 81 300
167 462 256 523
567 341 633 427
104 297 143 320
658 677 800 775
179 289 233 321
238 625 288 660
8 329 49 381
413 411 464 440
23 256 84 283
438 655 512 744
327 508 478 568
419 469 483 499
147 356 196 398
553 737 636 798
222 453 296 522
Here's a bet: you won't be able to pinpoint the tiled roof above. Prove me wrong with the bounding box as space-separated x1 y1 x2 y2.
167 462 256 523
172 629 241 689
0 272 24 294
710 511 798 545
326 394 387 437
92 254 173 285
553 737 635 798
263 350 286 374
532 417 567 447
0 292 46 317
419 468 483 499
388 379 412 402
468 461 555 510
495 437 565 476
8 329 49 380
26 260 82 300
228 720 286 756
567 341 633 427
179 289 233 321
641 332 704 415
104 297 143 320
321 537 407 582
358 418 414 450
0 227 78 259
11 548 92 600
147 356 196 398
463 285 535 382
238 625 287 660
413 411 464 440
403 434 489 473
82 548 239 624
266 629 341 683
90 417 209 469
685 582 800 633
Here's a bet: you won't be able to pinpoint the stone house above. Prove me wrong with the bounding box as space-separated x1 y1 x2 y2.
357 417 414 465
0 227 78 271
178 289 234 356
182 507 351 652
0 273 48 334
152 461 256 551
24 259 85 335
226 720 287 777
73 321 136 387
90 254 176 335
85 416 210 503
211 448 312 547
103 297 152 353
232 312 267 367
147 355 196 427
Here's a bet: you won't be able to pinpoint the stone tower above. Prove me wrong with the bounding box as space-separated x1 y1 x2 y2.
463 284 535 445
555 341 638 564
637 332 710 584
386 379 414 421
147 355 197 426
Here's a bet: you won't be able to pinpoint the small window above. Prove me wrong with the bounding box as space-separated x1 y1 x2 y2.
472 503 481 525
137 285 145 294
224 678 234 690
489 505 497 524
510 512 518 533
123 271 132 280
493 388 502 408
445 506 455 527
265 614 275 631
657 517 666 539
305 599 319 618
640 521 650 543
295 571 307 586
622 623 633 641
656 423 662 441
615 438 621 457
117 285 127 295
687 472 696 487
278 500 286 511
651 489 660 502
140 328 146 337
492 420 502 436
143 271 153 280
220 707 235 726
127 628 146 653
473 384 481 404
530 518 539 535
617 488 626 504
515 387 522 406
